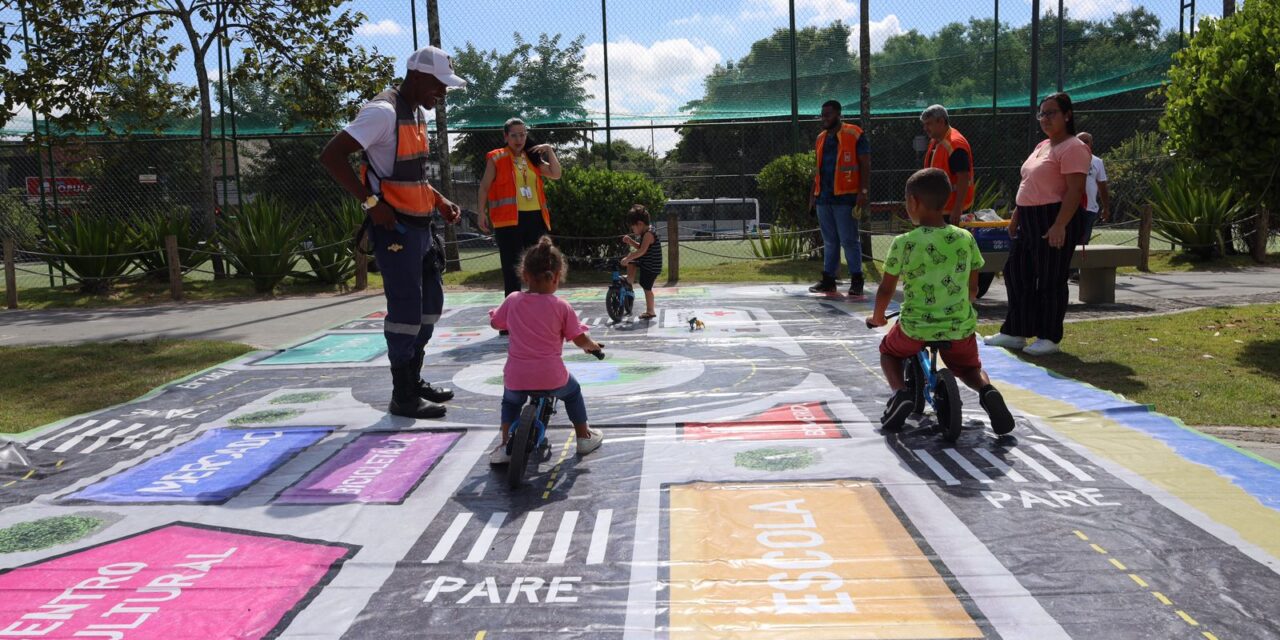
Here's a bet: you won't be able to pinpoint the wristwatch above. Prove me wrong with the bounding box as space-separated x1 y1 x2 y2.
361 195 380 211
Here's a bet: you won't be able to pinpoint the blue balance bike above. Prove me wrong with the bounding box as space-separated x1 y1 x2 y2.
869 312 963 442
603 259 636 324
506 347 606 488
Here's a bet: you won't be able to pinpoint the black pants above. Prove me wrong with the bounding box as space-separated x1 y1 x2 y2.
1000 203 1086 344
495 210 548 297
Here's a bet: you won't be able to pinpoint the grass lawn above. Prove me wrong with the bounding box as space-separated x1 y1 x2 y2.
980 304 1280 428
0 340 254 435
1119 250 1280 275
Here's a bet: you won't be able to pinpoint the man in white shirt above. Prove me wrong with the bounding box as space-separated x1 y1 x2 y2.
1076 132 1111 246
320 46 465 419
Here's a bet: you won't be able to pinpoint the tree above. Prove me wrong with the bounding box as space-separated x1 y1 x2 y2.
569 140 659 174
1161 0 1280 222
4 0 393 239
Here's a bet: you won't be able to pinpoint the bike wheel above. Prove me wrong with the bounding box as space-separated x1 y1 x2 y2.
622 281 635 316
605 285 624 323
905 355 927 414
507 404 538 488
934 369 963 443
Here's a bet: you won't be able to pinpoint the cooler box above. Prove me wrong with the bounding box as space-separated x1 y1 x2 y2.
962 219 1012 252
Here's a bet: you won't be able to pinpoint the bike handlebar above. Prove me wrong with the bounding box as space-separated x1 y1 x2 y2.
588 342 606 360
865 310 901 330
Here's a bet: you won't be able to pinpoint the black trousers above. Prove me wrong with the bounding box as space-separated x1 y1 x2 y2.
495 210 548 297
1000 203 1086 344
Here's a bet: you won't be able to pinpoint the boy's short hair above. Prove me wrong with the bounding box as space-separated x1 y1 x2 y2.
625 204 650 226
905 168 952 212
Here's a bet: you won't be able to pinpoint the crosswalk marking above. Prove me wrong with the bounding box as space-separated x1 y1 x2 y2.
80 423 146 454
1008 447 1063 482
505 512 544 564
943 449 994 483
424 513 473 564
974 448 1029 483
1032 444 1094 481
28 420 97 450
53 420 121 454
586 509 613 565
914 450 960 486
548 511 579 565
120 424 174 449
465 512 508 563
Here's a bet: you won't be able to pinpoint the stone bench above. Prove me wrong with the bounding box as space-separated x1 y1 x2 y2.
977 244 1142 304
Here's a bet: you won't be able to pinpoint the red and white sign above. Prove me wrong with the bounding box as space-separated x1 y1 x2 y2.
0 523 353 639
25 176 91 198
681 402 847 441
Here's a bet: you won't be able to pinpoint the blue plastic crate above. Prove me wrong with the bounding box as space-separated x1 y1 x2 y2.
972 226 1012 252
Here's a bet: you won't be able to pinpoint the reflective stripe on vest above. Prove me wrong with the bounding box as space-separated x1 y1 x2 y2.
813 123 864 197
924 127 975 212
486 148 550 230
361 89 436 217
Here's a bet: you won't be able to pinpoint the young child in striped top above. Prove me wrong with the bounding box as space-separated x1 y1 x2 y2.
620 204 663 320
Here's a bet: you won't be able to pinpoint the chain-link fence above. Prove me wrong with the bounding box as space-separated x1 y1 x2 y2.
5 0 1260 298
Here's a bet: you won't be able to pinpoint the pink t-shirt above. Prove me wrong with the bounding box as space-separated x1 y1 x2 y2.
1016 137 1092 207
489 292 589 391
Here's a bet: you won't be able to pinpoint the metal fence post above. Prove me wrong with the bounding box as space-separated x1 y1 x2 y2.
165 235 183 301
602 0 613 170
428 0 461 272
1253 206 1270 263
4 238 16 309
1138 204 1153 272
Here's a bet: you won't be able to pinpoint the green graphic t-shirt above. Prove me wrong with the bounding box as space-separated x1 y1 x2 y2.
882 224 984 341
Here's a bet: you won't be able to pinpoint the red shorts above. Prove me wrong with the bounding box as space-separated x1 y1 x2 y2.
879 324 983 377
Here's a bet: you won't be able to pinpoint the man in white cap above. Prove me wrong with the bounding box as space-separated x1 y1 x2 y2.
320 46 467 419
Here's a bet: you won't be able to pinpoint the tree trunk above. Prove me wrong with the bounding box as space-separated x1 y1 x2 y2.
181 14 223 276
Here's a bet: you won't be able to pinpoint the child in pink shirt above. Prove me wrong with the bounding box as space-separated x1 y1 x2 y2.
488 237 605 464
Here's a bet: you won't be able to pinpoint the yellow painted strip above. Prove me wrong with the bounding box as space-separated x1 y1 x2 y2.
1073 530 1089 541
1090 543 1108 555
1153 592 1173 606
668 480 983 639
1 480 14 488
1176 610 1200 626
1128 574 1149 588
1000 384 1280 561
475 632 487 640
1109 558 1127 570
1203 632 1220 640
55 459 64 468
21 470 34 480
541 432 575 501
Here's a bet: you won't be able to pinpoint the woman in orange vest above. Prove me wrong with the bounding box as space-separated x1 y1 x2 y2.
477 118 563 298
920 104 975 224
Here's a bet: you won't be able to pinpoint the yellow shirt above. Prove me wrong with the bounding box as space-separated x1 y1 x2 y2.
513 155 541 211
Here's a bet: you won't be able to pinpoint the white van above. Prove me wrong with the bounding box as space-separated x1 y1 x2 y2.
659 198 760 239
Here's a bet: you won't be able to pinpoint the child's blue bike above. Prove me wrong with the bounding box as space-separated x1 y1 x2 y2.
506 348 606 488
603 259 635 324
869 312 963 442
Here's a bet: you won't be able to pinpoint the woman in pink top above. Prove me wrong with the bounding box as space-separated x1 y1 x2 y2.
488 237 605 464
985 92 1091 357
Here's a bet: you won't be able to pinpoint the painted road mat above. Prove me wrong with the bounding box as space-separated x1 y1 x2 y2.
2 284 1278 639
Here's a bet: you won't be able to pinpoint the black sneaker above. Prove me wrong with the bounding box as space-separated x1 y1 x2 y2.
848 273 864 297
499 330 509 337
809 275 837 293
880 389 913 431
980 386 1015 435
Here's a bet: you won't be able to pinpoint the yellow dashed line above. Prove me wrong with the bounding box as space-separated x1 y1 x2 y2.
1203 632 1220 640
1176 611 1200 626
1153 592 1173 606
1073 530 1089 541
541 432 576 500
1090 543 1108 555
21 470 34 480
55 459 64 468
1 481 14 488
1109 558 1127 571
1129 574 1149 588
475 632 487 640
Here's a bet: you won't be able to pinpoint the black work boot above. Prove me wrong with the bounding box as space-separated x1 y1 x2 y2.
809 273 837 293
388 366 446 419
411 350 454 403
848 272 865 297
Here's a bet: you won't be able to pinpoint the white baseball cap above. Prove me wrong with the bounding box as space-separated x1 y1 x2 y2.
406 46 467 88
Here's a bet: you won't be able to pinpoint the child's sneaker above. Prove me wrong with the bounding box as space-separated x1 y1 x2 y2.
488 444 511 465
984 333 1027 349
880 389 914 431
577 428 604 456
980 385 1015 435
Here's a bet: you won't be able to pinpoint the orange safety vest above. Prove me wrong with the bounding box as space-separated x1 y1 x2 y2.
485 148 550 230
813 123 864 197
359 89 437 217
924 127 976 212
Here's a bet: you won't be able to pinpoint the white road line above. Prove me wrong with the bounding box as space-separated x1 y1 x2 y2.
28 419 97 450
943 449 994 483
586 509 613 565
974 448 1029 483
116 424 172 449
53 420 120 453
914 450 960 486
1009 447 1063 482
505 511 543 564
1032 444 1095 482
547 510 579 564
464 512 508 563
134 426 180 449
423 512 472 563
79 422 146 454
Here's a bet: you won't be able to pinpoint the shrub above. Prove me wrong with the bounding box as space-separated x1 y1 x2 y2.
42 213 138 294
756 152 816 231
131 207 209 279
0 189 41 248
218 198 305 293
1102 131 1171 221
543 167 666 263
749 226 811 259
296 199 361 286
1148 164 1247 259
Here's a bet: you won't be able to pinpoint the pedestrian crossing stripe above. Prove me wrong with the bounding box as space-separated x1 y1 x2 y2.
422 509 613 565
913 444 1096 486
26 419 193 454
